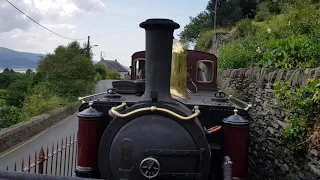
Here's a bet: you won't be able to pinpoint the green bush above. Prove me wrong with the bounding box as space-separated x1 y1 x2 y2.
94 73 103 83
235 19 258 37
106 69 121 80
22 93 64 118
260 35 320 69
94 64 107 79
5 74 33 108
0 99 25 129
218 1 320 69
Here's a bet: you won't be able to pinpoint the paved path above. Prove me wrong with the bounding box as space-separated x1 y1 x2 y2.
0 80 115 174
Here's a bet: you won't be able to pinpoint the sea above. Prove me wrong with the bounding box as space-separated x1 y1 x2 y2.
0 68 37 73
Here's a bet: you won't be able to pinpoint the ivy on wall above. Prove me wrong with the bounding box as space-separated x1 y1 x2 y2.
274 79 320 157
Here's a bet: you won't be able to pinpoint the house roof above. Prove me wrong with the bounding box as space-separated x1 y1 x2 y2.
97 59 128 72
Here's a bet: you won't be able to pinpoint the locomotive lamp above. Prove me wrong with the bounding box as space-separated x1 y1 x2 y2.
76 102 103 178
222 109 249 180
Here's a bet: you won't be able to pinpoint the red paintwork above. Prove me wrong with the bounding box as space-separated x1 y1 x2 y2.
223 125 248 179
130 50 218 91
77 117 103 170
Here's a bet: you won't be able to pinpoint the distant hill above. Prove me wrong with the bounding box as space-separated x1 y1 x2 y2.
0 47 44 69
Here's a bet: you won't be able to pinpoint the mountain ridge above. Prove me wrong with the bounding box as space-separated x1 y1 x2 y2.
0 47 44 69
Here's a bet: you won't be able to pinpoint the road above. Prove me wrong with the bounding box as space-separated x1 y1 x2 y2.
0 80 114 174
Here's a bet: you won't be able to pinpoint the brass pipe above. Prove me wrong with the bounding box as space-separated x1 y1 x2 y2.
78 92 110 102
218 90 252 111
110 102 200 120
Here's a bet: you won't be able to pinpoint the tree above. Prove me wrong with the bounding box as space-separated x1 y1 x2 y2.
5 74 33 108
94 64 107 79
37 41 95 99
179 0 258 46
0 99 25 129
26 69 33 74
179 11 213 46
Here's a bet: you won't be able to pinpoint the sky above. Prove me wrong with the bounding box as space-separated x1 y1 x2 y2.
0 0 209 67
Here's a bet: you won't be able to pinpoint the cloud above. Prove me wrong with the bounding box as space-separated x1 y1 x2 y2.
0 0 106 33
0 0 42 32
72 0 105 13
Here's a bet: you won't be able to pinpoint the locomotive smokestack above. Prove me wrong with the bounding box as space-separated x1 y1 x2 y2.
139 19 180 102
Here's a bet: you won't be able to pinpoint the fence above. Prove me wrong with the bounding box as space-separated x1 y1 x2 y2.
6 133 78 177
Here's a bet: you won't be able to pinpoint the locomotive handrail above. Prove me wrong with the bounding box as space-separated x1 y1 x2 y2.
218 90 252 111
78 89 116 102
110 102 201 120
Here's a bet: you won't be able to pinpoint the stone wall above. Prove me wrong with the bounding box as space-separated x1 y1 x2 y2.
0 102 80 153
219 67 320 180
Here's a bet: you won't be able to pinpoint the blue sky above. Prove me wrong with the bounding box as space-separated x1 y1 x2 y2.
0 0 209 67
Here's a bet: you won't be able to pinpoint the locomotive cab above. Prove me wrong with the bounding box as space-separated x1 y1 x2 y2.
77 18 251 180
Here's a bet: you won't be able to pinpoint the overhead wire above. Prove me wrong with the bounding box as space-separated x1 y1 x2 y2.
5 0 87 41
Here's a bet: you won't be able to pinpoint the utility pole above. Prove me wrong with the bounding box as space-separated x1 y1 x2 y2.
100 51 103 61
87 36 90 58
211 0 218 30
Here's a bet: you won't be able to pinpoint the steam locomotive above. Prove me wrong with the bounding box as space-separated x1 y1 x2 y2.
76 18 252 180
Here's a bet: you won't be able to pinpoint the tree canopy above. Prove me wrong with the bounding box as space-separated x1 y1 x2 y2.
37 41 95 99
179 0 258 46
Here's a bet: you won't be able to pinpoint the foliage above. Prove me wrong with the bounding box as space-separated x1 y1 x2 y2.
255 1 281 22
0 73 16 89
37 41 95 99
106 69 121 80
274 79 320 156
179 11 213 45
235 18 257 37
94 73 103 83
194 29 225 51
0 40 98 129
22 93 64 119
179 0 258 46
218 1 320 69
94 64 108 79
260 35 320 69
5 74 34 108
0 99 25 129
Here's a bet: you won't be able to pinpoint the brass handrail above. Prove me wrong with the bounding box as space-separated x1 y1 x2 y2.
110 102 201 120
218 90 252 111
78 92 110 102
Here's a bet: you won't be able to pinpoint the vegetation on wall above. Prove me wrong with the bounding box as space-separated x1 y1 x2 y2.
274 79 320 156
180 0 320 70
0 41 119 129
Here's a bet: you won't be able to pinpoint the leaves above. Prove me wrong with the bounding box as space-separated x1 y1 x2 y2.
37 41 95 98
274 79 320 156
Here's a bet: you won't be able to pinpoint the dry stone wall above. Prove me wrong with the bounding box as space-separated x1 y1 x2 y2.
219 67 320 180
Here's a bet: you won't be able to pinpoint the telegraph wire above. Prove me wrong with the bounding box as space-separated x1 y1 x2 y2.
6 0 207 40
5 0 87 41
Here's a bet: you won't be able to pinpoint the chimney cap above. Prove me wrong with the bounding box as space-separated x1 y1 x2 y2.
140 18 180 30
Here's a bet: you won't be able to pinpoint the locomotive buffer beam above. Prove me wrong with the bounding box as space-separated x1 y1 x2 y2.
144 148 205 179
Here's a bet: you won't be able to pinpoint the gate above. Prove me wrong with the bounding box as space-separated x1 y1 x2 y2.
6 133 78 177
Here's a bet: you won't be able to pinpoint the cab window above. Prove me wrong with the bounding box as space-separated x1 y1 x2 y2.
196 60 213 82
134 58 145 80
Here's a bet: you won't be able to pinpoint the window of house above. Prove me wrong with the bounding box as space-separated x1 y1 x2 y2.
196 60 213 83
134 58 145 79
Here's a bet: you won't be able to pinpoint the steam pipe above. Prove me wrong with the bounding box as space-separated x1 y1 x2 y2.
139 19 180 102
219 90 252 111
